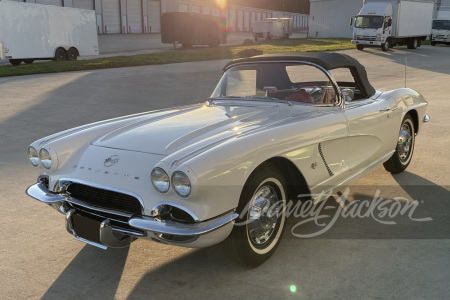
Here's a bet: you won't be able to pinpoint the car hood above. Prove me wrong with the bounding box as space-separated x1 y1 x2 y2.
91 102 300 156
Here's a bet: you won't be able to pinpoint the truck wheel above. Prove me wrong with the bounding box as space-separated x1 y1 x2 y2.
67 48 78 61
407 38 418 49
9 59 22 66
356 44 364 51
53 48 67 61
23 59 34 64
431 41 436 46
227 163 287 267
381 39 390 52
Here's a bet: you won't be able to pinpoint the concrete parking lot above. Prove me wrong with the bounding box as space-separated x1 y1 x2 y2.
0 46 449 299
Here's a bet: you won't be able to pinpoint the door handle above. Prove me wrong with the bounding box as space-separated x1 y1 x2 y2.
380 107 391 112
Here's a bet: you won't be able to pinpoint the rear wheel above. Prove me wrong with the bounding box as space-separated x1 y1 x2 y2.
53 48 67 61
407 38 418 49
9 59 22 66
227 163 287 267
23 59 34 64
431 41 436 46
384 114 415 174
356 44 364 51
67 47 78 61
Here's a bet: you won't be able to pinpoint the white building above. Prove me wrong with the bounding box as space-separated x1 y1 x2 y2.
309 0 450 38
3 0 308 34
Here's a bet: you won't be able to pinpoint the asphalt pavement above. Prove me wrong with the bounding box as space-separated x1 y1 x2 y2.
0 46 449 299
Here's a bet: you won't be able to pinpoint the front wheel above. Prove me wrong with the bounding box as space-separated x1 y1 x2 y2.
384 114 415 174
356 44 364 51
9 59 22 66
227 163 287 267
431 41 436 46
381 39 390 52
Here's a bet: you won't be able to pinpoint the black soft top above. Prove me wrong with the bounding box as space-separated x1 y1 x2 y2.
224 52 376 98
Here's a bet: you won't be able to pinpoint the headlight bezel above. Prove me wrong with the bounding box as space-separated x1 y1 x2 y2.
27 146 40 167
171 171 192 198
151 167 170 193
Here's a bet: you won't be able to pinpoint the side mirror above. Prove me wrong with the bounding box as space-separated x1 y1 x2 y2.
350 17 353 26
342 88 354 102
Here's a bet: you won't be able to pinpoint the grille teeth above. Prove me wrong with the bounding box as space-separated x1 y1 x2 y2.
67 183 142 215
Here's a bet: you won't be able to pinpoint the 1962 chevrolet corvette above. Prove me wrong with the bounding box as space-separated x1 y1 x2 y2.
26 53 429 266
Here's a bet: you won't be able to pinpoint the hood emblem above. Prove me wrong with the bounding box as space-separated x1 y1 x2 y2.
104 155 120 167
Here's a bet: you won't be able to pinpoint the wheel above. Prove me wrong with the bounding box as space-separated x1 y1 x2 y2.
53 48 67 61
431 41 436 46
9 59 22 66
67 48 78 61
23 59 34 64
381 39 390 52
407 38 418 49
227 163 287 267
356 44 364 51
384 114 415 174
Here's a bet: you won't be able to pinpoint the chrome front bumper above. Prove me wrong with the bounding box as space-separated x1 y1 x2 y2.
351 39 382 46
26 182 238 249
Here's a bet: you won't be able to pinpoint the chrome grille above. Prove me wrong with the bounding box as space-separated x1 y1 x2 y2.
356 35 376 41
67 183 142 215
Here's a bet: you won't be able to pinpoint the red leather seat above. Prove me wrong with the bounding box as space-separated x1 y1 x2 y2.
286 89 314 103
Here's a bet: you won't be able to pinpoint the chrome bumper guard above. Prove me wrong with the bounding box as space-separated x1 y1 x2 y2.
26 182 238 248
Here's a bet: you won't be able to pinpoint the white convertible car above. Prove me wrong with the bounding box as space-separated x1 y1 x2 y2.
26 53 429 266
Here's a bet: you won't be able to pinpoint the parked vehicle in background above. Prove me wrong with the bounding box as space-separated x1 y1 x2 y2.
0 1 98 66
253 18 293 41
431 7 450 46
351 0 433 51
161 12 227 48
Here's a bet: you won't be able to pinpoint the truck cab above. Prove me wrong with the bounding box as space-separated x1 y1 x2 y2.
351 2 393 51
431 7 450 46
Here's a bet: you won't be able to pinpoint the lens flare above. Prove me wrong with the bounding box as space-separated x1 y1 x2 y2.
290 285 297 293
215 0 227 10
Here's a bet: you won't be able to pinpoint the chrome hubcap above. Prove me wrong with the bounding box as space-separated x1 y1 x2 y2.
247 185 280 246
397 122 412 162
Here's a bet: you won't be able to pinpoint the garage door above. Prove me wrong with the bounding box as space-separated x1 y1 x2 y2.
237 10 243 31
102 0 121 33
36 0 63 6
148 0 160 33
73 0 94 10
244 11 250 31
127 0 142 33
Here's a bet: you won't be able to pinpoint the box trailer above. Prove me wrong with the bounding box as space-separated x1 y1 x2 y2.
350 0 434 51
431 7 450 46
0 1 98 65
161 12 227 48
253 18 293 41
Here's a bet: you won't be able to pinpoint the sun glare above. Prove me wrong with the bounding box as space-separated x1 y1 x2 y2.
215 0 227 10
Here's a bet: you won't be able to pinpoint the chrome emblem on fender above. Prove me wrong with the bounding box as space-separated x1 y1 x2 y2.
104 155 119 167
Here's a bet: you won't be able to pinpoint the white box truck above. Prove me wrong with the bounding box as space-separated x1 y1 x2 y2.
431 7 450 46
351 0 434 51
0 1 98 66
253 18 293 41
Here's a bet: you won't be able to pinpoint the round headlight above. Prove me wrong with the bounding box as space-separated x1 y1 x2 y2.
171 171 191 198
39 148 52 169
27 146 39 167
151 168 170 193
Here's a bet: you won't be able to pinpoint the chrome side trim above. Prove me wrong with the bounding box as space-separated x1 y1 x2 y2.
313 150 395 203
129 210 238 237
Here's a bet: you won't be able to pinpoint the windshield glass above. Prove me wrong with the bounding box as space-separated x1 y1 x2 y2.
355 16 384 29
210 63 338 104
433 20 450 30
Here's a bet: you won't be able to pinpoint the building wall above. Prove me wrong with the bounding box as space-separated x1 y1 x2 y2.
309 0 362 38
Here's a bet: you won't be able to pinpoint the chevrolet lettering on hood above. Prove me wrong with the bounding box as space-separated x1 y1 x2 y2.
25 53 429 267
